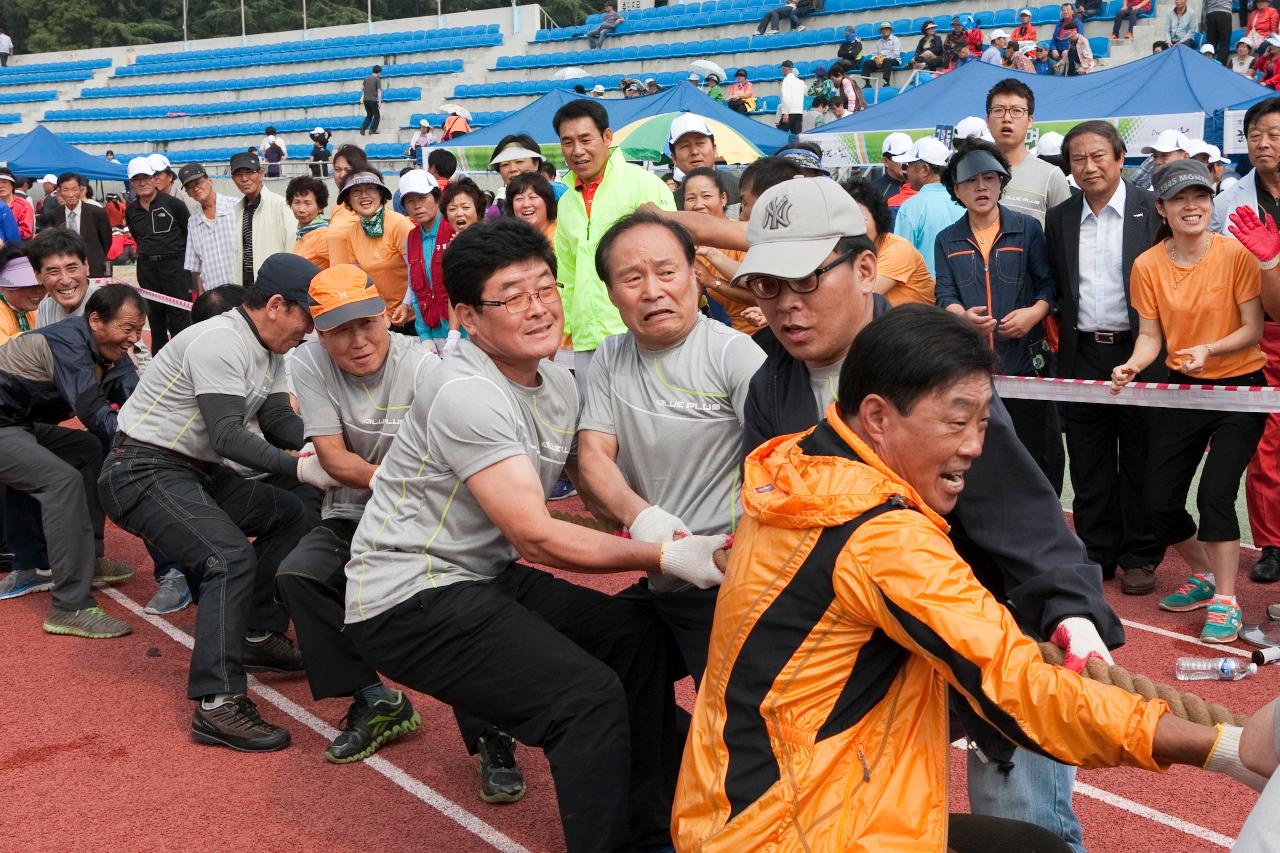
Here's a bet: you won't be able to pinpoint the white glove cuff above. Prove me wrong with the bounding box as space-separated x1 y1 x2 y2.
1205 724 1269 792
1261 252 1280 270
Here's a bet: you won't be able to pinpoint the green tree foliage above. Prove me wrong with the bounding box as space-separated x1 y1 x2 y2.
0 0 601 51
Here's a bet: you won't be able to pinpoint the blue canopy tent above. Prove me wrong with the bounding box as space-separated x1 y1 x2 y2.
433 82 790 171
0 125 126 181
809 46 1270 161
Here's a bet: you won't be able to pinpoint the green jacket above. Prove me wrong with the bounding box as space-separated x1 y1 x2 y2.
554 147 676 352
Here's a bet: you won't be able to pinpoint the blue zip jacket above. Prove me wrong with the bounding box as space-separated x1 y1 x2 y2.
934 205 1057 376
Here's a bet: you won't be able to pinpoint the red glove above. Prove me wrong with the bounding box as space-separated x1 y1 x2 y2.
1050 617 1114 674
1229 205 1280 267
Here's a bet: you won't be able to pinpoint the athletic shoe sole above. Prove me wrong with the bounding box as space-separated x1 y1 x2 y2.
42 621 131 639
191 727 291 752
324 709 422 764
478 776 528 804
1159 600 1211 613
144 594 192 615
1200 629 1240 644
0 579 54 600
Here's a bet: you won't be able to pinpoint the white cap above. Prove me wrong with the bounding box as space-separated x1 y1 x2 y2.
881 131 913 159
893 136 951 167
1019 7 1032 15
419 118 430 127
1201 43 1215 53
954 115 995 143
1187 140 1230 164
398 169 439 199
592 84 605 93
41 173 57 185
1140 128 1191 155
1033 130 1064 157
312 126 325 134
989 29 1009 41
126 156 155 179
266 135 277 145
1021 40 1039 54
147 153 171 174
667 113 715 153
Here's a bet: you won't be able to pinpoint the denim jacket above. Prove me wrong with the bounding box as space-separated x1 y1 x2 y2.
934 205 1058 376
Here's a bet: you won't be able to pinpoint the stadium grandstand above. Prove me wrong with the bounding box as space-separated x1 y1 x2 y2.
0 0 1176 169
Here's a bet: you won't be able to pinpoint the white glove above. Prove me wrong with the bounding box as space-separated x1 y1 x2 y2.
441 329 462 358
659 534 730 590
1205 724 1270 792
1050 617 1115 673
295 442 342 490
629 504 692 543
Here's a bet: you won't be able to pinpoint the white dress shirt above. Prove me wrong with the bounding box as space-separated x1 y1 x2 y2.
1077 181 1131 332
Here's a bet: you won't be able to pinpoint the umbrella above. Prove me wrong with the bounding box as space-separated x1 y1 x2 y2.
611 111 763 164
689 59 727 82
438 103 473 120
553 66 589 80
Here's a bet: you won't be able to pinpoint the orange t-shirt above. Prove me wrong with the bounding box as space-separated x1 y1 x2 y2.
292 226 330 270
1130 234 1267 378
697 248 762 335
327 210 415 312
0 301 37 344
877 232 936 306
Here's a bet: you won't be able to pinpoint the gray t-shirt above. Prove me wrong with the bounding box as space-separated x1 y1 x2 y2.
579 316 764 536
344 339 578 623
361 74 381 101
35 283 102 329
291 335 439 521
808 359 843 417
118 309 287 462
1003 155 1072 226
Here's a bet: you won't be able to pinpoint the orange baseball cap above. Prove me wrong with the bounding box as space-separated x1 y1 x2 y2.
309 264 386 331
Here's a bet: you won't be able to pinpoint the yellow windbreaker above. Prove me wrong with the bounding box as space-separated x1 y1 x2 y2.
673 408 1169 852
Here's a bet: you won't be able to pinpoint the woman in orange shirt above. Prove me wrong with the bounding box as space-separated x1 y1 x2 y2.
1112 160 1267 644
326 170 415 329
846 177 935 306
0 250 41 343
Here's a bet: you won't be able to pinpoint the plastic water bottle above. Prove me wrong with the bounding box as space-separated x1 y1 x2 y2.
1175 657 1258 681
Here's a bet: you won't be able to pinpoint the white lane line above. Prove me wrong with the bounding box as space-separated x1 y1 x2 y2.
102 587 532 853
1119 618 1255 659
1071 782 1234 848
948 744 1236 848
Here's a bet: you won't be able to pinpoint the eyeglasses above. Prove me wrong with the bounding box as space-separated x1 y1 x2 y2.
479 283 563 314
987 106 1028 119
741 250 855 300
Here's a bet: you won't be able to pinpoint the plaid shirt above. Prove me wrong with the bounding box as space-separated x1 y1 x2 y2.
183 194 238 288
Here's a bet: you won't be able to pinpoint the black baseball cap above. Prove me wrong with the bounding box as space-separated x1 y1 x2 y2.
1153 159 1214 201
253 253 321 306
177 162 208 187
229 151 261 174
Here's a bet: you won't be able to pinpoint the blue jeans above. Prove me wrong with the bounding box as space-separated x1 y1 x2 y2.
967 745 1086 853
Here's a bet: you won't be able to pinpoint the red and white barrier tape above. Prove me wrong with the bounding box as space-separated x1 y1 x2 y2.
91 276 193 312
995 375 1280 413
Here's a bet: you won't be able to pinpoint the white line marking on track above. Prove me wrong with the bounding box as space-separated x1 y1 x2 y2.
1119 618 1255 658
102 587 532 853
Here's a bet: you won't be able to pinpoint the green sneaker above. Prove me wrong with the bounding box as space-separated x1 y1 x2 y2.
1159 574 1215 612
92 557 135 586
1201 601 1243 644
43 605 131 638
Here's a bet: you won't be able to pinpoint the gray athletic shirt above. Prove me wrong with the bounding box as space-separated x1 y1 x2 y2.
344 339 578 623
1003 155 1072 226
35 283 102 329
118 309 288 462
808 359 843 417
291 335 439 521
579 316 765 536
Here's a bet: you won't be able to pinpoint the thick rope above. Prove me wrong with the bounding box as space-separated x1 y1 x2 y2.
551 511 1244 725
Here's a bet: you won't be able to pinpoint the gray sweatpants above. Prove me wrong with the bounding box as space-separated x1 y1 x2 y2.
0 424 102 611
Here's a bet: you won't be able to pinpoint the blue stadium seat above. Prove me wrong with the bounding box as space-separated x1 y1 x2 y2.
1089 36 1110 56
994 9 1018 26
893 17 913 33
975 10 996 26
1037 4 1061 23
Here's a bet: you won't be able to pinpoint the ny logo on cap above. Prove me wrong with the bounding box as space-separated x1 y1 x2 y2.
760 195 792 230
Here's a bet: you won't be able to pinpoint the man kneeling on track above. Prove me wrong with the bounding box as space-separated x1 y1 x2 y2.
278 265 527 803
100 253 318 753
341 218 727 853
576 209 765 685
0 278 141 636
673 306 1268 852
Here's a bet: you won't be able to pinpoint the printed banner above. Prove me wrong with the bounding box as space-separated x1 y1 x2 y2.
1224 109 1248 155
803 112 1205 166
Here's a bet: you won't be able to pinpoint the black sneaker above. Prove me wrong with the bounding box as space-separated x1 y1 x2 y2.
325 690 421 764
1252 546 1280 583
476 729 526 803
242 632 305 672
191 695 291 752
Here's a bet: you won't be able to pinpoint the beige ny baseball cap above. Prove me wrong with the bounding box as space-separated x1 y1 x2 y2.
732 177 867 284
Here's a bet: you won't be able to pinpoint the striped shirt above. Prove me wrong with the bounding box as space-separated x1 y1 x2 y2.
183 194 239 289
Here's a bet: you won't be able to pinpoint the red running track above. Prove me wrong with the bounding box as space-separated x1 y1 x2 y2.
1 496 1275 852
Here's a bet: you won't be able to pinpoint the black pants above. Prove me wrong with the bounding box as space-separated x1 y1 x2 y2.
1004 396 1064 495
1063 334 1165 571
99 441 306 699
1144 370 1267 545
4 487 46 571
1206 11 1234 64
346 562 677 853
1112 7 1140 34
360 100 381 134
615 579 717 687
136 256 191 353
778 113 802 134
0 54 8 67
949 813 1073 852
1242 0 1253 29
861 56 894 84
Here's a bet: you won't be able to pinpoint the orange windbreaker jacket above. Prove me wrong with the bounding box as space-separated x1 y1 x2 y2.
672 409 1168 852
